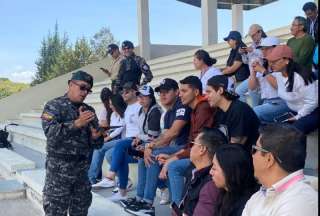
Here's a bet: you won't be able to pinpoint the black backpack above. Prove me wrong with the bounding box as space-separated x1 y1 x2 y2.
0 123 17 149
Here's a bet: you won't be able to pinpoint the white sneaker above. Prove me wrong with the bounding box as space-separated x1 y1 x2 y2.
92 177 115 189
157 188 170 205
108 191 128 202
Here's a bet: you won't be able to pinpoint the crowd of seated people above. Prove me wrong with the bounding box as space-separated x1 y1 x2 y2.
89 2 318 215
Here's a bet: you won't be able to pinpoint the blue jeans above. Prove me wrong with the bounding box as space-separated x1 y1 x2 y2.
253 98 290 123
235 79 261 107
167 158 191 205
136 145 184 204
88 139 119 184
293 107 319 134
109 138 137 189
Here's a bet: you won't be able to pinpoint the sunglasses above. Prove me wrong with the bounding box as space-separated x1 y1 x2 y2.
72 81 92 94
252 145 282 164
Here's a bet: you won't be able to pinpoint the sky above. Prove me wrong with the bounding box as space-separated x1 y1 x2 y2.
0 0 311 83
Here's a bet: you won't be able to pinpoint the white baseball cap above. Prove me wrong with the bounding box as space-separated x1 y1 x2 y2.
257 36 280 49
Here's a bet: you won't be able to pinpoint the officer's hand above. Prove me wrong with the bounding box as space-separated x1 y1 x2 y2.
74 106 95 128
91 128 102 140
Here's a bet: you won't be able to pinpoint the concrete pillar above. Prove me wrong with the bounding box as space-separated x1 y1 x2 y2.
201 0 218 46
232 4 243 36
137 0 151 60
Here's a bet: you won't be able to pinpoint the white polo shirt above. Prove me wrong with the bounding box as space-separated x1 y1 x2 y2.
242 170 318 216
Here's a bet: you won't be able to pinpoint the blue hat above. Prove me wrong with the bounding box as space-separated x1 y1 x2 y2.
107 44 119 54
69 70 93 88
223 31 242 41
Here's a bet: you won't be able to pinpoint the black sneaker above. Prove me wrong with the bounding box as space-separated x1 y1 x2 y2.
125 201 155 216
120 197 138 208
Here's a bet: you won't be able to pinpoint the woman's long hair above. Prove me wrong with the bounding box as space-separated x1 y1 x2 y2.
285 59 316 92
100 87 113 125
215 144 259 216
140 90 157 134
194 49 217 66
110 94 127 119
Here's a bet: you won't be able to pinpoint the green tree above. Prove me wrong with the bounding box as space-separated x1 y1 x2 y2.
90 27 118 60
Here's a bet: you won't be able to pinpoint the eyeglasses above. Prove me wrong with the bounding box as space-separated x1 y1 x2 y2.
252 145 282 164
72 81 92 94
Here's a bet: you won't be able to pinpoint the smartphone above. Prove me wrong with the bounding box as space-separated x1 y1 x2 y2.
273 112 295 123
171 202 182 216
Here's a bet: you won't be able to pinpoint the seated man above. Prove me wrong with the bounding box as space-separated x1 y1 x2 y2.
122 78 192 215
206 75 260 152
177 128 228 216
157 76 215 205
242 123 318 216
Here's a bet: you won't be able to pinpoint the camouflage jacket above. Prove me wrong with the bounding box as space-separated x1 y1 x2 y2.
113 54 153 93
41 94 103 156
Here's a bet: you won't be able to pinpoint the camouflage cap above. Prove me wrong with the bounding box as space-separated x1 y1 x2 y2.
69 70 93 88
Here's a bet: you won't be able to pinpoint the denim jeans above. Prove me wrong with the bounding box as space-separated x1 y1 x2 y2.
293 107 319 134
136 145 184 204
88 138 120 184
235 79 261 107
167 158 191 205
109 138 137 189
253 98 290 123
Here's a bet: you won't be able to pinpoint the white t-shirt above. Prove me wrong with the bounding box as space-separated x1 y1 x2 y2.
98 107 107 121
124 102 142 137
199 66 222 93
108 112 125 139
256 72 278 100
273 72 318 119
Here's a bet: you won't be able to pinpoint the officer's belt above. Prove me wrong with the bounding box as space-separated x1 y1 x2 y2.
47 152 87 162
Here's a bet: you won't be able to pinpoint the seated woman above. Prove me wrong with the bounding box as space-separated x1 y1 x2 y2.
210 144 259 216
88 94 126 185
264 45 318 134
104 85 162 202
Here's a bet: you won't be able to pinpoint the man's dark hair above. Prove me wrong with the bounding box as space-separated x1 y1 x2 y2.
180 75 203 95
199 127 229 157
259 123 306 173
303 2 317 12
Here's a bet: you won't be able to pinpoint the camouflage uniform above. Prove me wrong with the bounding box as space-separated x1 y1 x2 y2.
41 94 103 216
114 54 153 93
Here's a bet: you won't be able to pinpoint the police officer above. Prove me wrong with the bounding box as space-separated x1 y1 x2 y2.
41 70 104 216
100 44 124 93
114 40 153 93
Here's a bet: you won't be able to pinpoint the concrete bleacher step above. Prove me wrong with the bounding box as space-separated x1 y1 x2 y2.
8 124 46 154
16 169 130 215
0 148 36 179
0 180 26 200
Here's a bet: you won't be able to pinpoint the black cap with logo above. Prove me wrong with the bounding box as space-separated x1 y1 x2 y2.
69 70 93 88
155 78 179 92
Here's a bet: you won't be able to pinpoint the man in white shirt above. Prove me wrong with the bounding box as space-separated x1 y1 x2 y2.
242 123 318 216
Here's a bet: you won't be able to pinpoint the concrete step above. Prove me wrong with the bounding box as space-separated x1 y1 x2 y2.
16 169 131 215
7 124 46 154
0 148 36 178
0 180 26 200
19 113 42 128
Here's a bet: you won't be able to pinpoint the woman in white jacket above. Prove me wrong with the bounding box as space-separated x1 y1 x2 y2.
265 45 318 134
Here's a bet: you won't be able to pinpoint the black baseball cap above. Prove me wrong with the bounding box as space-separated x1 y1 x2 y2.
207 75 238 98
122 40 134 49
69 70 93 88
122 81 138 91
223 31 242 41
179 76 202 94
155 78 179 92
107 44 119 54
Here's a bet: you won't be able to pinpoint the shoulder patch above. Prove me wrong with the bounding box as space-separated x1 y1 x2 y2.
41 112 54 121
176 108 186 117
142 64 149 70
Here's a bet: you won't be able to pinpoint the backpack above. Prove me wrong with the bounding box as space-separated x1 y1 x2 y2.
0 123 17 149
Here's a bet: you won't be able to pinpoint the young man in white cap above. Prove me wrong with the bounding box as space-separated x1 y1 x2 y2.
248 37 289 123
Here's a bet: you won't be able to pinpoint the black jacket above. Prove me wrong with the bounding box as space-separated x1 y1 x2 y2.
306 16 318 44
179 165 212 216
